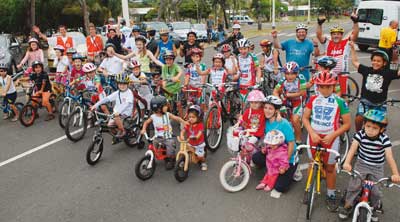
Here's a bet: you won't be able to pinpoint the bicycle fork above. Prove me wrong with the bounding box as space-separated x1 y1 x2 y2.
305 163 321 194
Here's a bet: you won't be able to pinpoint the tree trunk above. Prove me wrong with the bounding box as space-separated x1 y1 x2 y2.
79 0 90 35
257 0 262 30
30 0 36 27
157 0 166 21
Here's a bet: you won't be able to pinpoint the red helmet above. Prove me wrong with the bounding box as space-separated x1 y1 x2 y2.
221 44 232 52
131 59 141 68
314 71 337 86
189 47 203 57
260 39 272 47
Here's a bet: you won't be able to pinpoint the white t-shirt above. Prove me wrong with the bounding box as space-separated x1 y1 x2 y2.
94 89 134 116
124 37 138 53
54 56 69 73
0 75 16 94
224 56 237 74
100 56 124 76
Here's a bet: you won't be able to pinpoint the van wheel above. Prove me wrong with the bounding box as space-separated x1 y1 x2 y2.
358 44 369 52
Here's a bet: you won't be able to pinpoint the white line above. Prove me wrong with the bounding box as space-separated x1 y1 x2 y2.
309 33 316 37
278 32 287 36
0 129 83 167
392 140 400 147
286 33 296 37
388 89 400 93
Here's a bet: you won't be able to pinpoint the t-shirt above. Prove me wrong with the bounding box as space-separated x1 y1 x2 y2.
358 64 400 104
0 75 16 94
30 72 52 92
151 113 173 138
185 63 207 87
124 36 139 53
242 108 265 138
262 49 279 72
209 67 227 85
238 53 259 86
75 75 101 91
100 56 124 76
306 94 349 135
206 20 214 29
94 89 134 116
224 56 237 73
265 118 296 164
70 68 84 80
54 56 69 73
281 39 314 81
274 76 307 107
106 36 123 54
162 64 181 95
129 72 151 96
379 27 397 49
323 38 351 74
182 41 201 64
184 123 205 146
157 40 174 64
354 129 391 166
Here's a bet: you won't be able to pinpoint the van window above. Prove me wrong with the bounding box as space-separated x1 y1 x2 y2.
358 8 383 25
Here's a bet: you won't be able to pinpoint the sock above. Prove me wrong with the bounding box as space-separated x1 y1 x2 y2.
327 189 336 197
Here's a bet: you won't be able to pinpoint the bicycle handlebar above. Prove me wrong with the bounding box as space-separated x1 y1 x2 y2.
296 144 340 157
340 169 400 188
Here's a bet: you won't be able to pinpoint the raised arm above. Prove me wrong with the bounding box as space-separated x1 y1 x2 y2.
349 41 360 69
316 17 327 44
146 50 164 67
271 30 282 49
350 12 360 42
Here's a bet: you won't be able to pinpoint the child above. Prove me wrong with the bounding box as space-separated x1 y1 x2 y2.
350 41 400 131
0 64 18 121
155 29 177 64
302 71 351 212
66 48 77 71
184 48 208 109
256 130 289 192
220 44 238 76
180 105 207 171
338 109 400 220
128 59 153 112
307 56 341 95
141 96 187 170
273 61 306 145
161 50 182 96
98 43 125 91
206 53 229 93
30 61 54 121
70 53 85 82
91 72 133 138
71 63 105 105
17 38 44 73
240 90 266 157
259 39 281 84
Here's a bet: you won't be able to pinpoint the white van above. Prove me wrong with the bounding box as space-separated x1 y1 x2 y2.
356 0 400 51
229 15 254 25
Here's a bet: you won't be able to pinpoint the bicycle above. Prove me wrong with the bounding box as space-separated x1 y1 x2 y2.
340 169 400 222
86 111 144 165
296 144 341 220
174 137 205 182
0 96 23 121
260 70 280 96
58 80 79 129
338 72 359 103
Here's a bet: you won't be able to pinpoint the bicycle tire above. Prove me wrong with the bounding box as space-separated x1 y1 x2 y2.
219 160 250 192
357 207 369 222
339 131 350 165
346 76 359 104
204 105 223 152
225 90 241 125
86 137 103 165
19 104 36 127
58 100 73 129
306 164 318 220
65 109 88 142
135 155 156 180
174 155 189 182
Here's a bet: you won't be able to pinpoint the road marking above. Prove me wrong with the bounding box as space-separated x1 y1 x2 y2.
0 129 83 168
286 33 296 37
389 89 400 93
309 33 316 37
278 32 288 36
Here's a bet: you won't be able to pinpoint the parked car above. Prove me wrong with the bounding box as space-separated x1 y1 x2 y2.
0 34 24 74
170 22 191 41
191 24 217 42
139 21 183 47
229 15 254 25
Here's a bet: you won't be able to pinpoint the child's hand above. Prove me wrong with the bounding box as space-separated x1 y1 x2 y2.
279 168 287 174
172 76 179 83
310 132 322 144
391 175 400 184
321 133 336 145
140 129 146 135
342 163 352 172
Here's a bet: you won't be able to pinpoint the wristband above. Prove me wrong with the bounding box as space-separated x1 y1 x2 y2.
314 45 318 47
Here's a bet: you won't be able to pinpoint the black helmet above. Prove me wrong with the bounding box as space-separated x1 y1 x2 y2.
120 18 126 26
162 50 175 60
115 71 131 84
104 43 116 50
32 60 44 69
317 56 337 69
150 96 167 112
371 50 390 63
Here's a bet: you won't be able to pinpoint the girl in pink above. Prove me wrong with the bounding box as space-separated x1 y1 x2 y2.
256 129 289 192
17 38 44 74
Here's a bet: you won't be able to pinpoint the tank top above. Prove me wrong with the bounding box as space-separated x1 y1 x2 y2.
224 56 236 73
238 54 256 86
186 63 207 87
0 75 16 94
151 113 173 138
136 52 151 73
209 67 227 85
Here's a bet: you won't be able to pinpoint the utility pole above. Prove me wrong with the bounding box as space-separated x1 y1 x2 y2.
121 0 130 25
307 0 311 24
272 0 276 29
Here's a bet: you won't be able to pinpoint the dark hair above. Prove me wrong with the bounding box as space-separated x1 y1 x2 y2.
58 25 66 30
188 109 201 122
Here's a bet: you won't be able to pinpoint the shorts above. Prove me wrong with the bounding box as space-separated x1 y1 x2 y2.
107 114 128 127
154 137 176 156
292 104 303 116
307 133 339 165
356 99 387 116
191 142 206 157
2 92 17 113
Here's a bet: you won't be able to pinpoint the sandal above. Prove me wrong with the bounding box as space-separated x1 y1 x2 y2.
45 114 55 121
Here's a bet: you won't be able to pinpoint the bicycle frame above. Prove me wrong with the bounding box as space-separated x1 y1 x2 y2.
143 133 168 168
305 150 323 194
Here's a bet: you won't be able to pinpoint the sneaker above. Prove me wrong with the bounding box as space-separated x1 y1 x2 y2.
201 162 208 171
45 114 55 121
2 113 9 120
326 195 339 212
264 185 272 192
371 211 379 222
10 116 18 122
270 189 282 199
293 167 303 182
302 191 309 204
115 130 126 138
338 206 352 220
256 183 266 190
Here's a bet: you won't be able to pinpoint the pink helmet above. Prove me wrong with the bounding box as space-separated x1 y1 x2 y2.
247 90 265 102
28 38 39 44
82 63 97 73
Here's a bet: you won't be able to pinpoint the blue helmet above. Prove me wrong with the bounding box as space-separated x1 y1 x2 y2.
283 61 300 73
363 109 388 126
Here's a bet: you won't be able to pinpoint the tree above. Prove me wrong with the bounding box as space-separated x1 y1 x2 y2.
78 0 90 34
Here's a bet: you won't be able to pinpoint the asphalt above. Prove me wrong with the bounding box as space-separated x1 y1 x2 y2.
1 21 400 222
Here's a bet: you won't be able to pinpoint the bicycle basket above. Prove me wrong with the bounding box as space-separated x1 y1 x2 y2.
226 126 240 154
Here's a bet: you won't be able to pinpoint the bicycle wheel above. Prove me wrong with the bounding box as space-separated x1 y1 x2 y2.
174 156 188 182
346 76 359 104
219 160 250 192
204 105 223 152
135 155 156 180
124 107 143 148
339 131 350 165
306 165 318 220
86 137 103 165
58 100 73 129
357 207 369 222
19 104 36 127
65 109 88 142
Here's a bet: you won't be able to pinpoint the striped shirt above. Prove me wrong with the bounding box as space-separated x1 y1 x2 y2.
354 130 391 166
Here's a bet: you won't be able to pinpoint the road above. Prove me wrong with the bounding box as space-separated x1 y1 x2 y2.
1 21 400 222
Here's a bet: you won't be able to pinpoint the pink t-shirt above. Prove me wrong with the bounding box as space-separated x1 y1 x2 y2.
20 49 44 67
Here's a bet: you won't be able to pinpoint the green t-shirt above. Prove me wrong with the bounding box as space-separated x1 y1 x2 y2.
162 64 181 95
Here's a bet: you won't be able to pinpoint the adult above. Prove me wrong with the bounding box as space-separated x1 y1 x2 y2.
378 20 399 63
106 17 123 54
216 24 244 55
217 18 225 43
179 31 203 64
86 23 104 65
206 15 215 43
105 17 116 38
252 95 299 198
124 25 143 53
56 25 74 55
272 24 317 81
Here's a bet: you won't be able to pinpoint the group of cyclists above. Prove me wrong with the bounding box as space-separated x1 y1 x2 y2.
1 12 400 221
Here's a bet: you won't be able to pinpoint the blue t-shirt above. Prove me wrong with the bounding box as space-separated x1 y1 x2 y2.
281 39 314 81
158 40 174 64
265 118 297 164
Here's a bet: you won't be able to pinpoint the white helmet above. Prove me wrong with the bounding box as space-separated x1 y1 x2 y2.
296 23 308 31
264 95 282 108
237 38 249 48
232 24 241 29
264 130 285 146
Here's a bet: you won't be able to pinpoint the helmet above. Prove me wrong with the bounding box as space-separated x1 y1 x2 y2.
150 96 168 112
237 38 250 48
188 105 202 117
232 24 241 29
296 23 308 31
162 50 175 59
108 18 115 23
104 43 116 50
264 95 283 109
31 60 44 69
159 29 169 35
28 38 39 44
371 50 390 63
264 130 285 146
221 44 232 52
212 53 225 64
134 35 147 43
0 62 8 70
330 25 344 33
115 72 130 84
146 26 155 32
66 47 77 54
189 47 203 57
72 53 84 61
249 41 255 49
120 18 126 26
283 61 300 73
54 45 65 52
187 31 197 38
247 90 266 102
132 25 140 32
363 109 388 126
260 39 272 47
314 70 337 85
82 63 97 73
131 59 141 68
317 56 337 69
